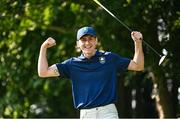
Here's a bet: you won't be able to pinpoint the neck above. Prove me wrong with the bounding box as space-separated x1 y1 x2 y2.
83 49 97 59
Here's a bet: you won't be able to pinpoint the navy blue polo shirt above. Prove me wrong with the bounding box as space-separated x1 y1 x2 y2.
56 51 130 109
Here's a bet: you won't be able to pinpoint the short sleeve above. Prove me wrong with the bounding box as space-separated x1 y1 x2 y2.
56 59 71 79
111 53 131 72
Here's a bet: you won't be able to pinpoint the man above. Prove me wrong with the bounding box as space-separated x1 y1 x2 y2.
38 26 144 119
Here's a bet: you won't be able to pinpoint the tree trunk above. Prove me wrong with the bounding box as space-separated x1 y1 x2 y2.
149 71 176 118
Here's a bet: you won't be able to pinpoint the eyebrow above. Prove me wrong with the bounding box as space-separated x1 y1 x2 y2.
81 35 95 39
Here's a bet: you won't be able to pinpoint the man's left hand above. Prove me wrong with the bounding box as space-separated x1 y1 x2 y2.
131 31 143 43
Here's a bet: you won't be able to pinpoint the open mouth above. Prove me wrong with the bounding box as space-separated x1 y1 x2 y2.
84 46 92 50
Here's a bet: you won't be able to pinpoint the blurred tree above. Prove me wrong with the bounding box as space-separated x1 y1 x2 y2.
0 0 179 118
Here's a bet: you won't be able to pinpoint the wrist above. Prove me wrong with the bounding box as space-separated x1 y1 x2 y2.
41 43 48 49
134 42 142 47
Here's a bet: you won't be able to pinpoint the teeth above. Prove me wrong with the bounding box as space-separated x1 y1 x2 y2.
85 46 91 49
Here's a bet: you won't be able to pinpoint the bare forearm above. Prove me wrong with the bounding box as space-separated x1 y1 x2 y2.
133 42 144 70
38 46 49 76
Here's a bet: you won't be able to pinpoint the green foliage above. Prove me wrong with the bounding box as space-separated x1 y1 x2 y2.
0 0 179 118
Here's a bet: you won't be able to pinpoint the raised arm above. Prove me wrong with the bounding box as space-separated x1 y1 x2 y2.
38 37 60 77
128 31 144 71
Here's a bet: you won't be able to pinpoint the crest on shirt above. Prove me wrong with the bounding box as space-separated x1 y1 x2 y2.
99 56 105 64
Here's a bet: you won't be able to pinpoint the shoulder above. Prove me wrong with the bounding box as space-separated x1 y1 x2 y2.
98 51 121 63
103 51 130 62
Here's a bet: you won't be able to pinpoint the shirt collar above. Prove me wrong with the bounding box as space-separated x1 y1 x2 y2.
78 50 102 60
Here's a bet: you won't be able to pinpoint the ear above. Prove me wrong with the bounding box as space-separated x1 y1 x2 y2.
76 41 81 52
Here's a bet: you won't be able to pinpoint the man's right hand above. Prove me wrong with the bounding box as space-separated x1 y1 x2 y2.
41 37 56 48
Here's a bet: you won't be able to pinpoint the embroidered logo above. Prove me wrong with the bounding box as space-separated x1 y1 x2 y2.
99 57 105 64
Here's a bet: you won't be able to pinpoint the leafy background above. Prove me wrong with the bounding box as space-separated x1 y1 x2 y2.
0 0 179 118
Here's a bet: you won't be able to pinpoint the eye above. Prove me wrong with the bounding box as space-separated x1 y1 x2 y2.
81 38 86 42
80 35 95 42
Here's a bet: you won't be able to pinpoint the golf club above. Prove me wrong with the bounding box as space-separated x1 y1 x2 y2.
93 0 166 65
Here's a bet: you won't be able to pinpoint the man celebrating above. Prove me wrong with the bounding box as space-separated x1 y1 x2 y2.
38 26 144 119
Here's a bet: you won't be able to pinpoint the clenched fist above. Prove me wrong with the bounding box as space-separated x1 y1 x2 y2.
131 31 143 43
41 37 56 48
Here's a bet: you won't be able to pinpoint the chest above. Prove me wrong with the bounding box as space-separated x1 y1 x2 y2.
70 59 116 81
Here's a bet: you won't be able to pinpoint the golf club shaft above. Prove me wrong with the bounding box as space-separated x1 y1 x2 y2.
93 0 132 32
142 40 162 57
93 0 162 58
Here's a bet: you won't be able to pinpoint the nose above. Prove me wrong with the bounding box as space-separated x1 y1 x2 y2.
84 39 90 44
